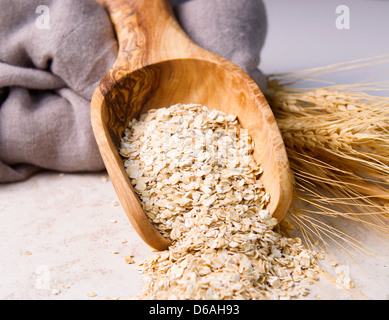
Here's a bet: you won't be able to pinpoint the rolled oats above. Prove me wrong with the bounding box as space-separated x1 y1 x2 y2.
86 291 97 298
119 104 320 300
124 255 135 264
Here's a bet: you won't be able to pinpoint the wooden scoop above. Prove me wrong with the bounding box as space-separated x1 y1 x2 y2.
91 0 293 250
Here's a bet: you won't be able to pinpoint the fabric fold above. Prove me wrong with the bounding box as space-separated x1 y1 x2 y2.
0 0 118 183
0 63 66 89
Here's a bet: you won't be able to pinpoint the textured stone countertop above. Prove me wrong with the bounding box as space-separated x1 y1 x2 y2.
1 171 388 300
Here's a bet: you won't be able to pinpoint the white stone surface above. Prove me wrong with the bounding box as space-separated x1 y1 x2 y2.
0 171 388 300
0 171 151 300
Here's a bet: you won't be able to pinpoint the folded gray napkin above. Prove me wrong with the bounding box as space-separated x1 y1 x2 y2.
0 0 267 183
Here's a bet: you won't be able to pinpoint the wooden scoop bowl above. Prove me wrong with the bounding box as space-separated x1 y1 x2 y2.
91 0 293 250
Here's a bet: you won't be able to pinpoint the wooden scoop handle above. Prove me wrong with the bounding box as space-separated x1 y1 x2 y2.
97 0 203 71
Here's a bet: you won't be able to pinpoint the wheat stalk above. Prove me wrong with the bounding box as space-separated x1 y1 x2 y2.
266 56 389 258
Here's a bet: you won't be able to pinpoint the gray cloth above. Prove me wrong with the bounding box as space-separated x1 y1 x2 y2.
0 0 267 183
0 0 118 183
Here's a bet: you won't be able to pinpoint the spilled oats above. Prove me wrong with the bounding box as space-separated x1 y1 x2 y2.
119 103 320 300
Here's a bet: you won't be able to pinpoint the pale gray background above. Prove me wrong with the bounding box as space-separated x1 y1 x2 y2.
261 0 389 84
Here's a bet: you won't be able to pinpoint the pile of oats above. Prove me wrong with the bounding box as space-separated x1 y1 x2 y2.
119 103 319 300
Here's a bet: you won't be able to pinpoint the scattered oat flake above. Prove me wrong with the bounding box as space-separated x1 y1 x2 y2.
101 175 108 182
335 265 353 289
24 250 32 255
52 289 61 295
109 219 117 223
124 256 135 264
86 291 97 298
329 261 338 267
315 252 324 260
104 296 120 300
112 201 120 207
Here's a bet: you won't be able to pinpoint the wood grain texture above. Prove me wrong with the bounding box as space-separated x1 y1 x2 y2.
91 0 293 250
